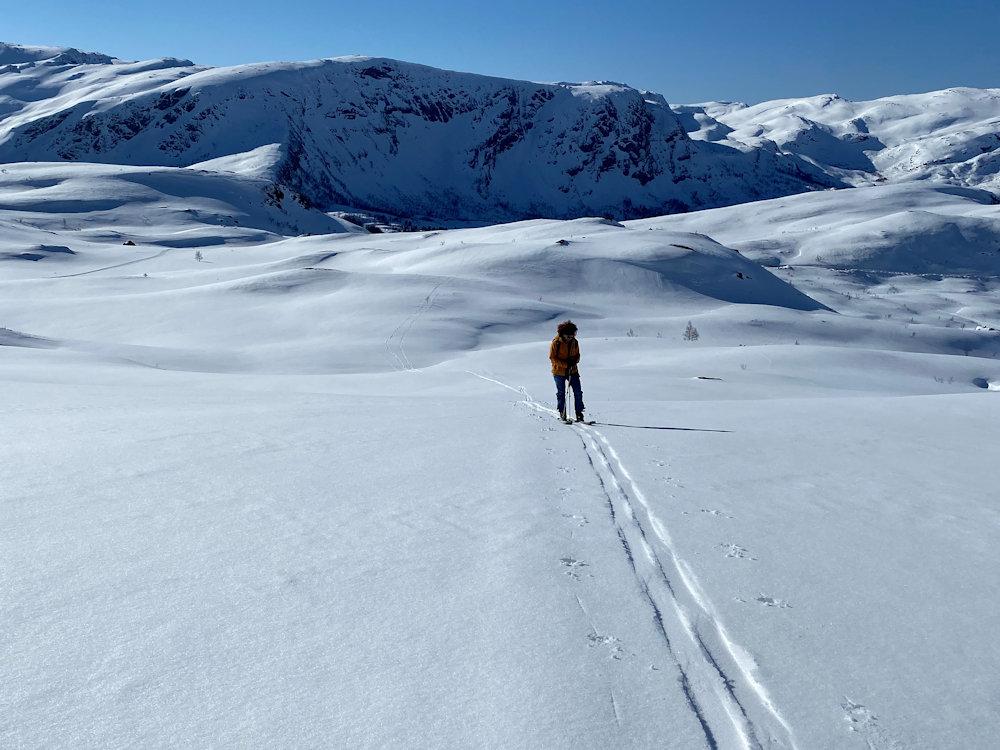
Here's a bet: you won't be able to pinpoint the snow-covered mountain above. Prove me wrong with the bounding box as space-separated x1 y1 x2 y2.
679 88 1000 192
4 43 999 225
0 42 842 223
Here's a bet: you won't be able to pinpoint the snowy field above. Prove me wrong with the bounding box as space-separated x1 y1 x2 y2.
3 163 1000 749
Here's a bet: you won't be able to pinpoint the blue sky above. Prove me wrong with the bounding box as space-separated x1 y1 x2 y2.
6 0 999 103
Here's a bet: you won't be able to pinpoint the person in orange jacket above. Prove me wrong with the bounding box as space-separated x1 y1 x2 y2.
549 319 585 422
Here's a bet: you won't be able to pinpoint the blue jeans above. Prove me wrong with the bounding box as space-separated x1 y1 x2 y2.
554 375 584 415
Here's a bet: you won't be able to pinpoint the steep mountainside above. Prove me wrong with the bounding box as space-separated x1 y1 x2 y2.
4 43 998 224
0 43 839 223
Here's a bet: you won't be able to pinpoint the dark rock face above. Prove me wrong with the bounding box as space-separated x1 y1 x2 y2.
0 54 841 222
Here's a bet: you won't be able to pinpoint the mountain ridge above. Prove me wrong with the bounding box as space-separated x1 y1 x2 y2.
0 43 839 222
2 42 997 224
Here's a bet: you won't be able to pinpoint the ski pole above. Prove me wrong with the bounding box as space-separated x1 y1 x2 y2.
566 371 573 422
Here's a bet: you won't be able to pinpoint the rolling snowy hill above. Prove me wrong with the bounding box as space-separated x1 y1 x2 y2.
0 161 827 371
631 182 1000 274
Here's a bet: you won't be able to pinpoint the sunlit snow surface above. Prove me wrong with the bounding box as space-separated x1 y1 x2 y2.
2 161 1000 749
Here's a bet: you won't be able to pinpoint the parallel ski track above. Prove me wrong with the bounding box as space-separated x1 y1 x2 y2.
469 371 799 750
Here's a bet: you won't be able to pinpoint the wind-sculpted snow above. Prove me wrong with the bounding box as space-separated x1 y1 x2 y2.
0 43 839 222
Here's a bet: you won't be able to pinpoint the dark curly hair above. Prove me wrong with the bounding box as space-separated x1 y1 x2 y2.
556 320 578 336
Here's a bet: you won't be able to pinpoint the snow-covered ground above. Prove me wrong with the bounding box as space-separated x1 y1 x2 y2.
3 159 999 748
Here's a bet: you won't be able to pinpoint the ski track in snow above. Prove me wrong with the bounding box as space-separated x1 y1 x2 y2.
385 281 444 370
50 248 170 278
469 371 800 750
610 688 623 729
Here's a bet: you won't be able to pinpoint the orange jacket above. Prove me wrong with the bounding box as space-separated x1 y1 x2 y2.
549 336 580 376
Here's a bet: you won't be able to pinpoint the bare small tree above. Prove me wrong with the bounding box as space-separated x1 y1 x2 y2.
683 321 700 341
194 250 203 262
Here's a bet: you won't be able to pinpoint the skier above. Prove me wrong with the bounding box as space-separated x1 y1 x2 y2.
549 320 586 423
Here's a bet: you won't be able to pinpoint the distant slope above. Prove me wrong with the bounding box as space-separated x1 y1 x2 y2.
0 162 355 263
0 43 839 223
375 218 826 311
679 89 1000 193
0 183 824 372
630 182 1000 275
